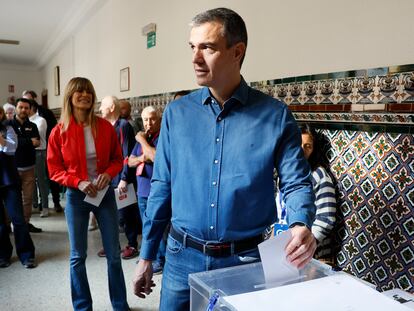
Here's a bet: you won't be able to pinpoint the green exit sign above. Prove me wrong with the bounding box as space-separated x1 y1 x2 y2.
147 32 156 49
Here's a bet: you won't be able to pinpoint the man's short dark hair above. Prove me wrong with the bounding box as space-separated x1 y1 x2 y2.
16 97 33 108
191 7 248 66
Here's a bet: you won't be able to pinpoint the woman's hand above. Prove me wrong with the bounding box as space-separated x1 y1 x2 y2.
117 179 128 193
95 173 111 190
78 180 98 197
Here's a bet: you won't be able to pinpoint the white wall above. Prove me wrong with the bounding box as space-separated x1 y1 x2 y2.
0 64 42 104
42 0 414 109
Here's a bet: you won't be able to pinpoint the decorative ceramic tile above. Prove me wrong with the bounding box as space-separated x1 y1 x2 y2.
320 129 414 293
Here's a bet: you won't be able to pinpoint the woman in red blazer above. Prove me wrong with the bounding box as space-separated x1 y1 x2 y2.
47 77 129 311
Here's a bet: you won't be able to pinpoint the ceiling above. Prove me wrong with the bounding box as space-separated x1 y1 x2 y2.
0 0 102 68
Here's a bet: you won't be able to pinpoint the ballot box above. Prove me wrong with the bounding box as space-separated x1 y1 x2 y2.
189 259 333 311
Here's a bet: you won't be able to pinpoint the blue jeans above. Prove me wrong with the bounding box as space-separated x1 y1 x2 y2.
118 183 140 249
33 150 49 210
138 196 166 264
0 185 35 263
159 233 260 311
65 187 129 311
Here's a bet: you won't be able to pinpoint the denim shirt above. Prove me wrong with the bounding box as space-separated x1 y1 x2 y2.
140 78 316 260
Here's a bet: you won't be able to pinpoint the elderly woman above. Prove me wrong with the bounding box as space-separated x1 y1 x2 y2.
0 106 36 269
47 77 129 311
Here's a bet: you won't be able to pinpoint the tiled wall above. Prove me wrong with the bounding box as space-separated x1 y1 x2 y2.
317 128 413 293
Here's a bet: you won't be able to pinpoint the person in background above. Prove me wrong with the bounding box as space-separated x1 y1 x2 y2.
299 124 336 263
7 98 42 233
99 95 140 260
132 8 316 310
22 90 63 213
6 96 16 106
3 103 15 120
128 106 165 274
172 90 191 100
0 106 36 269
47 77 129 311
29 100 49 217
274 124 337 262
119 99 143 134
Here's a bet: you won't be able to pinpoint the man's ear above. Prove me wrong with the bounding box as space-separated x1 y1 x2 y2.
233 42 246 64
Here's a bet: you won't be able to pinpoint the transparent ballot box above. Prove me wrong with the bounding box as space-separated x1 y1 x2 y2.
189 259 333 311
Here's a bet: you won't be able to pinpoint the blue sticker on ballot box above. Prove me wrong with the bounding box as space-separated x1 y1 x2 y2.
274 223 289 236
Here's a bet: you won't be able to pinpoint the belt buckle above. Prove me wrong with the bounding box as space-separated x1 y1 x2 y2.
203 242 231 257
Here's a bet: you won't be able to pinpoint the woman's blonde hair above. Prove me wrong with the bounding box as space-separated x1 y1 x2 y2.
60 77 97 132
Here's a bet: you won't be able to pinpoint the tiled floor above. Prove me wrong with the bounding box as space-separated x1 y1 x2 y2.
0 204 162 311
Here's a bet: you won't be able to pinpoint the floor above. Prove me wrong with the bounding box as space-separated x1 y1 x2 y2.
0 203 162 311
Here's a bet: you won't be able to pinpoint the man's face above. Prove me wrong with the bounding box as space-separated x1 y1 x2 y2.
119 102 131 119
16 101 30 120
142 111 161 135
99 98 112 119
189 21 242 89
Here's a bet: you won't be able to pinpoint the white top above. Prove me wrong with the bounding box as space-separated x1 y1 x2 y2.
83 126 98 181
29 113 47 150
0 125 18 154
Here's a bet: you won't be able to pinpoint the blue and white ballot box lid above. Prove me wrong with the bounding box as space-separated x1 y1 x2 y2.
189 259 333 311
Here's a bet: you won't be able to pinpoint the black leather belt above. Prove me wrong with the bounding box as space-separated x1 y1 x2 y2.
169 226 263 258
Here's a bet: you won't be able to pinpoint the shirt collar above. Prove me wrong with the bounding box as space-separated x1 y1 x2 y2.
201 76 249 106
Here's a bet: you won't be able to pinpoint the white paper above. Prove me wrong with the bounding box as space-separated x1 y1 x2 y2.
83 185 109 207
223 273 409 311
114 184 137 209
382 288 414 309
258 230 299 285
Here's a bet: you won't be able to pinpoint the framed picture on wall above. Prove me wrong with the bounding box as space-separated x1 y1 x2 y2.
54 66 60 96
120 67 130 92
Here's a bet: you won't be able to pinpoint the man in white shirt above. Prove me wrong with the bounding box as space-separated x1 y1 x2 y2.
29 100 49 217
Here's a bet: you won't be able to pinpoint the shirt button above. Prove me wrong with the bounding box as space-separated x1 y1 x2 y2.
216 138 220 142
212 181 217 186
214 160 219 164
210 203 215 207
210 226 214 230
217 117 222 121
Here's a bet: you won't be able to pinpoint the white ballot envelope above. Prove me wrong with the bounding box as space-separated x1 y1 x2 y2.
258 230 299 285
84 185 109 207
114 184 137 209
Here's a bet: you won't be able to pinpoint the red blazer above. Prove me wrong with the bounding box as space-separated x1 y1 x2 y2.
47 116 123 189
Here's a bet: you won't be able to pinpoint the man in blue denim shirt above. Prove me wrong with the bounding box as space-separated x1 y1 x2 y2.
133 8 317 310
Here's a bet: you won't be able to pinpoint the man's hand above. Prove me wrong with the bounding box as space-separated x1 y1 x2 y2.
117 180 128 193
135 131 147 143
31 137 40 147
135 131 156 162
133 259 156 298
285 225 316 269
